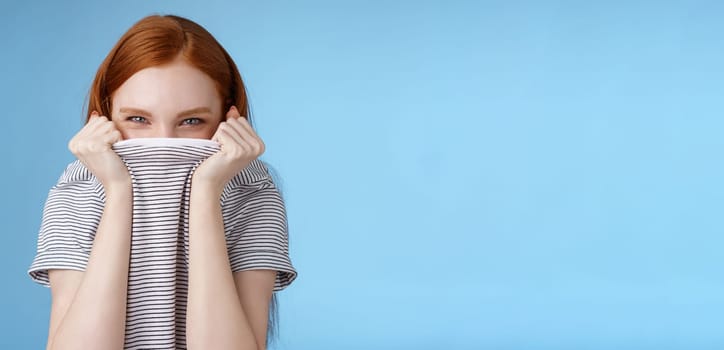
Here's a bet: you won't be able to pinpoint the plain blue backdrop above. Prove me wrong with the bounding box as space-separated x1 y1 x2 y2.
2 0 723 349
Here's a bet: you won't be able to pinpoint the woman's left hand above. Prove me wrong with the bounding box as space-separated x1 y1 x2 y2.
192 106 265 194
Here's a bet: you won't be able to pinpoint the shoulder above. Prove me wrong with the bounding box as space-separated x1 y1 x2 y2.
224 159 275 190
48 160 103 197
220 159 283 205
55 160 97 185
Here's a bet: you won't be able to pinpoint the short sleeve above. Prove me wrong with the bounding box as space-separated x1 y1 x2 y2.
221 169 298 292
28 163 104 287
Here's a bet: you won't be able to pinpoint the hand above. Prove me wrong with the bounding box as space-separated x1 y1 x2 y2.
68 111 130 187
192 106 265 193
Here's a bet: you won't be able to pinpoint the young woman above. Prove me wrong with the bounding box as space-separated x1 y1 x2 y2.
28 14 297 350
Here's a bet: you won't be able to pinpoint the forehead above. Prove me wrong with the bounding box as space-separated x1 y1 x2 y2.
112 59 221 111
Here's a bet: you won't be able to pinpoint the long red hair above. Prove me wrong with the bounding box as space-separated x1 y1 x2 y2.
85 14 250 124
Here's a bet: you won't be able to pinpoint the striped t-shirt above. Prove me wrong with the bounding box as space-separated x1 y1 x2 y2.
28 138 297 349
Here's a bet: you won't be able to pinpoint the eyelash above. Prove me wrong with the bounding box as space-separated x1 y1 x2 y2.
127 116 146 123
126 116 204 125
182 118 203 125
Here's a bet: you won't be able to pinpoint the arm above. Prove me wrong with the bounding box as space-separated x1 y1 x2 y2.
185 182 259 350
233 270 277 350
186 105 272 349
47 112 133 350
47 181 133 350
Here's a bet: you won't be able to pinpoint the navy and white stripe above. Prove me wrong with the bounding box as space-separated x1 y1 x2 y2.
28 138 297 350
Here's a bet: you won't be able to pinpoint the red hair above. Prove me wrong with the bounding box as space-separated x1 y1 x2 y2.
86 14 250 124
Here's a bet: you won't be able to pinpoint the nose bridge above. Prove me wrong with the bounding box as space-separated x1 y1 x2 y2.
156 122 177 138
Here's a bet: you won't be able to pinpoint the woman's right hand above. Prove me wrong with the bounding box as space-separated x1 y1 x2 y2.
68 111 131 187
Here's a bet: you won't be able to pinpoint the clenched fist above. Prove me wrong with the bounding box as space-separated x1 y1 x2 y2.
68 111 131 188
191 106 265 194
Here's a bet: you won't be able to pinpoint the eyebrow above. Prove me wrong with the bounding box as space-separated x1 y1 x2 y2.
118 107 212 118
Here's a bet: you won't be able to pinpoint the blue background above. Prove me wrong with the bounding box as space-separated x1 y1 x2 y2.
2 1 723 349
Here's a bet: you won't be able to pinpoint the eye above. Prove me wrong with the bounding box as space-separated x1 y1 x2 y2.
127 116 147 123
181 118 203 126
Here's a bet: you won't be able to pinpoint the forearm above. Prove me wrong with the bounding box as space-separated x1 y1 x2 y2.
49 182 133 350
186 182 257 350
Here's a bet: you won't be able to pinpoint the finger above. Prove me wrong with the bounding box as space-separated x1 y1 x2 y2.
222 107 262 154
72 114 102 145
225 107 254 135
215 128 248 157
224 118 261 153
87 112 108 125
226 105 241 120
81 113 102 133
102 129 122 145
226 107 261 144
229 106 255 126
97 119 119 134
85 114 109 133
223 117 252 140
227 106 253 132
210 122 225 143
217 122 251 152
233 116 263 143
232 117 265 155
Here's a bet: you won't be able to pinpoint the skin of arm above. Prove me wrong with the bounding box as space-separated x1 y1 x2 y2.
47 180 133 350
46 113 132 350
185 181 276 350
185 105 277 350
233 269 277 350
